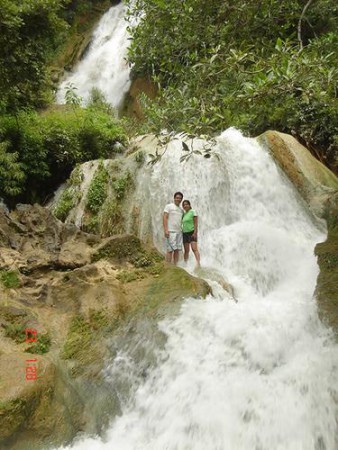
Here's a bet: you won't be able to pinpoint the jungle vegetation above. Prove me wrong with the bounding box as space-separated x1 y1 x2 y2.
0 0 124 206
125 0 338 174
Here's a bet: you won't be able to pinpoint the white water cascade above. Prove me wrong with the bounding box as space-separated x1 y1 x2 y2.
56 2 131 110
55 129 338 450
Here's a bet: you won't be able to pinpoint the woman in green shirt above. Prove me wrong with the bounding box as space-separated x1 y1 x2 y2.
182 200 201 267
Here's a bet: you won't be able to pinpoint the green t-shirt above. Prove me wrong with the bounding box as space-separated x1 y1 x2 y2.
182 209 197 233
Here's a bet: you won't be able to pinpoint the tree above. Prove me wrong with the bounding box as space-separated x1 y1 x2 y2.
0 0 68 112
125 0 338 174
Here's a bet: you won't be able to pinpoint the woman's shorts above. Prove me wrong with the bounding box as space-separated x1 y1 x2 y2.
183 231 197 244
166 232 183 252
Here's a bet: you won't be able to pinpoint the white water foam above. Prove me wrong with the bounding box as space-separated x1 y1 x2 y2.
56 3 131 110
55 129 338 450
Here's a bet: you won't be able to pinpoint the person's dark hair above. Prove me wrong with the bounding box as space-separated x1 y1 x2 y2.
182 200 191 207
174 191 183 199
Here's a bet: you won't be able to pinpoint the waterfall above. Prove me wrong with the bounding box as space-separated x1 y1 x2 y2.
55 129 338 450
56 2 131 111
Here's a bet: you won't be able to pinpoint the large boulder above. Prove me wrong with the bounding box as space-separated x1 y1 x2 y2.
258 131 338 218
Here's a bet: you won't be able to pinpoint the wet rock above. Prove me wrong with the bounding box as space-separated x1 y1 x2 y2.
258 131 338 218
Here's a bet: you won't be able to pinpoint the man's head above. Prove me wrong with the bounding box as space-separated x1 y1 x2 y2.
173 191 183 206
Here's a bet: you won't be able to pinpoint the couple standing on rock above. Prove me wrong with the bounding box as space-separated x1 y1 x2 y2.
163 191 201 267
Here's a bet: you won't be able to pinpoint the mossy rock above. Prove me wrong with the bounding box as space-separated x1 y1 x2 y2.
142 265 211 315
315 193 338 336
91 234 143 263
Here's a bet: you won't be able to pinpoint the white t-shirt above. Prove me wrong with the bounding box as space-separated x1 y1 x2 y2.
164 203 183 232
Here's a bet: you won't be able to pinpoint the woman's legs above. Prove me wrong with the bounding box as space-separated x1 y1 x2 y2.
191 241 201 267
183 242 190 262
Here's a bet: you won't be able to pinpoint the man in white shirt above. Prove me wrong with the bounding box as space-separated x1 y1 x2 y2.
163 191 184 264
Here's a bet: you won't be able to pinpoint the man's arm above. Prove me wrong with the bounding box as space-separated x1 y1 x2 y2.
163 212 169 238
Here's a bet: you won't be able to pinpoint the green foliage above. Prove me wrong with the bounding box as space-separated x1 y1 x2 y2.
25 333 51 354
3 323 26 342
54 188 76 221
83 166 134 236
62 315 92 360
116 270 139 283
99 198 122 236
64 83 82 107
134 150 145 166
112 171 133 200
88 88 116 116
86 162 109 213
0 0 67 112
0 142 25 197
126 0 338 173
0 270 20 289
0 107 127 203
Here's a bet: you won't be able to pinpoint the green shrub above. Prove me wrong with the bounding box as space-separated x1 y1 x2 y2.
0 106 127 204
0 270 20 289
3 323 26 342
25 333 51 354
112 171 133 200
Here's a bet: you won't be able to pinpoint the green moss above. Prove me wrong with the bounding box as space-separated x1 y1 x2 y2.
88 309 110 330
86 162 109 213
53 188 76 221
112 171 133 200
69 164 82 186
0 398 28 439
99 198 123 236
0 270 20 289
143 266 210 313
92 235 142 263
116 261 165 283
134 150 145 166
62 315 93 361
3 323 26 343
315 195 338 335
83 214 100 234
116 269 143 283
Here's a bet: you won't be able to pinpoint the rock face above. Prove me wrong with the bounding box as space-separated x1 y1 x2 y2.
259 131 338 336
122 77 158 120
258 131 338 218
0 204 210 450
315 192 338 334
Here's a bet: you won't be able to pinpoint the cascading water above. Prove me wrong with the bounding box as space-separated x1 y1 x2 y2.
56 2 131 111
55 129 338 450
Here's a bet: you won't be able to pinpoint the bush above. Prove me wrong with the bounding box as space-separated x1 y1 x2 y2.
25 333 51 354
0 106 127 204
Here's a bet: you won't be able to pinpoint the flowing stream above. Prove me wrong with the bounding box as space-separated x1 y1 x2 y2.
55 129 338 450
56 2 131 111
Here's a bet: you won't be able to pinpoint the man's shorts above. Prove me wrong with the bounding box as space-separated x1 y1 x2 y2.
166 232 183 252
183 231 197 244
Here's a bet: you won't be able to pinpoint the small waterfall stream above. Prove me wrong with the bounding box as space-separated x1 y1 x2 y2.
56 2 131 111
55 129 338 450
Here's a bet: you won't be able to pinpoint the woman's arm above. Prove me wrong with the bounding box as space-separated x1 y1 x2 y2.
193 215 198 237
